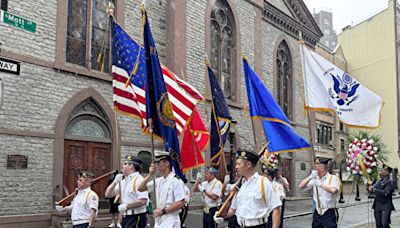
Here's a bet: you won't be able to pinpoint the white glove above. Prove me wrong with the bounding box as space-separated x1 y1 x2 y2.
196 172 203 180
213 214 224 224
55 205 65 212
198 184 205 192
118 203 128 213
113 174 124 184
308 170 318 179
313 180 322 187
224 175 230 184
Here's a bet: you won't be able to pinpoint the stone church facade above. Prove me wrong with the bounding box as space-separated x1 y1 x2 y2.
0 0 322 226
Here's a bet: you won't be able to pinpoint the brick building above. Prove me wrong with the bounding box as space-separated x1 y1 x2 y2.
0 0 322 226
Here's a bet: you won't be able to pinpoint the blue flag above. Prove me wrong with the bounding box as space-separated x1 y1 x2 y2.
208 66 232 167
243 58 311 153
142 10 183 178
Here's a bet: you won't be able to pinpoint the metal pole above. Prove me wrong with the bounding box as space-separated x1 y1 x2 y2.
339 162 345 203
229 132 234 182
355 183 361 201
148 118 157 207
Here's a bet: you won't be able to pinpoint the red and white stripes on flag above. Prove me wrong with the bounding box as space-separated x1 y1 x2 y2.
112 64 203 134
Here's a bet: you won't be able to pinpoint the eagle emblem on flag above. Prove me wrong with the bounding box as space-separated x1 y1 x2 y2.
329 73 360 106
157 93 175 128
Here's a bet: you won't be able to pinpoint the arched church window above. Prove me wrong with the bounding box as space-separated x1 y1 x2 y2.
276 40 293 119
210 0 236 100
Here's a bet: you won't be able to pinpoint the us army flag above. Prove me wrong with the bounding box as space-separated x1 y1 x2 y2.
300 44 383 128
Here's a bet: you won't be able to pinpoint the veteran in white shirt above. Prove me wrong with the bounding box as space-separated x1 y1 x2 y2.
194 166 222 228
214 149 282 228
138 150 185 228
56 171 98 228
105 155 148 228
299 157 340 228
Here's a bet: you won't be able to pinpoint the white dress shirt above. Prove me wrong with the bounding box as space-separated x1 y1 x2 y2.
71 187 98 225
115 172 148 214
147 172 185 228
231 173 282 225
306 172 340 215
201 178 222 207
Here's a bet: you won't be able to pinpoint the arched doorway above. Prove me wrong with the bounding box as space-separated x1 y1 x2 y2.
63 99 112 208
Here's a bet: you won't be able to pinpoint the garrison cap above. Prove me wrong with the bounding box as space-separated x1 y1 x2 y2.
124 155 143 166
315 157 330 165
205 166 218 176
237 149 259 165
79 171 95 179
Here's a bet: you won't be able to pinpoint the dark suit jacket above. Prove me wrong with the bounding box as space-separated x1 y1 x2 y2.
372 177 395 211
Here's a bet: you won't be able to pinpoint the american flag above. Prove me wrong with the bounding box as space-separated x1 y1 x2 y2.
111 19 203 133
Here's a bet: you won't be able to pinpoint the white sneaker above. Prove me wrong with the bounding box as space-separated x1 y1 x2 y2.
117 223 122 228
108 223 115 228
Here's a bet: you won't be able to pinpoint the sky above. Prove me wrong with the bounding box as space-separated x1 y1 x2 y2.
303 0 389 33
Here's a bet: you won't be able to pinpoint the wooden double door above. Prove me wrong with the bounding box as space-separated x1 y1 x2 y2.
64 140 111 207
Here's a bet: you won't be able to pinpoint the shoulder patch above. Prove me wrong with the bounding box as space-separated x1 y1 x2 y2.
174 174 181 180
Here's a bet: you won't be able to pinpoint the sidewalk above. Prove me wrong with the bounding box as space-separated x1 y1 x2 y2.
354 212 400 227
284 193 400 218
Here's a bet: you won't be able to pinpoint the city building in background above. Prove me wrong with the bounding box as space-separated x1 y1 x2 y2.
313 8 337 51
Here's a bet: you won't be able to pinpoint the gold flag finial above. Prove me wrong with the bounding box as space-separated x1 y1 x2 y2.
140 0 147 12
107 1 114 16
205 54 210 66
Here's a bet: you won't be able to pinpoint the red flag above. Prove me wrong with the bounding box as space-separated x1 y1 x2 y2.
181 108 210 172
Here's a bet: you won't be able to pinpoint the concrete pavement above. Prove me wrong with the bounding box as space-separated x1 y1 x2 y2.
183 193 400 228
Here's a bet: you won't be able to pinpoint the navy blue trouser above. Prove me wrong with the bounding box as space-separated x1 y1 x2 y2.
203 207 218 228
374 209 392 228
312 208 338 228
121 212 147 228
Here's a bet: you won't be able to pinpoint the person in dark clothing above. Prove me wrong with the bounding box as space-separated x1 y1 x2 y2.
107 172 121 228
368 164 396 228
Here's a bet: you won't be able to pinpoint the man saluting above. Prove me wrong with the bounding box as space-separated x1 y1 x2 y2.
214 149 282 228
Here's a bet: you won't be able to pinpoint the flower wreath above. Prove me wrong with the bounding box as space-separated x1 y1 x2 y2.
262 152 281 169
343 131 387 184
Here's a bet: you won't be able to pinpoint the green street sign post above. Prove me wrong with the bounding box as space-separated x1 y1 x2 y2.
0 10 36 33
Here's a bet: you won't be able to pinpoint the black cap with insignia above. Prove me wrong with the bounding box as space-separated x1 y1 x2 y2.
125 155 143 166
315 157 330 165
79 171 95 179
236 149 259 165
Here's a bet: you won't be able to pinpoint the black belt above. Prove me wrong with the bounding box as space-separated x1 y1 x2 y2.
122 212 147 218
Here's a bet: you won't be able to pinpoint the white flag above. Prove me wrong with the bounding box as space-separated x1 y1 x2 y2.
300 44 383 128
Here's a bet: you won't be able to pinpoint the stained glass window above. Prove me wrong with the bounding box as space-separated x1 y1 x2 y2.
66 0 113 72
210 0 235 100
276 41 293 119
69 119 106 138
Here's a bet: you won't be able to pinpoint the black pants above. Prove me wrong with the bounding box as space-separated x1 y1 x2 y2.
374 210 392 228
312 208 338 228
279 199 285 228
180 203 189 227
73 224 89 228
121 212 147 228
203 207 218 228
228 215 240 228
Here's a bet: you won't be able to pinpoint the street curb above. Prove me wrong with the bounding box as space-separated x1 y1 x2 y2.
284 195 400 219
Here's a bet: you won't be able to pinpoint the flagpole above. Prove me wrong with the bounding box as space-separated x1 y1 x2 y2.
148 118 157 207
114 109 122 204
298 33 316 164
